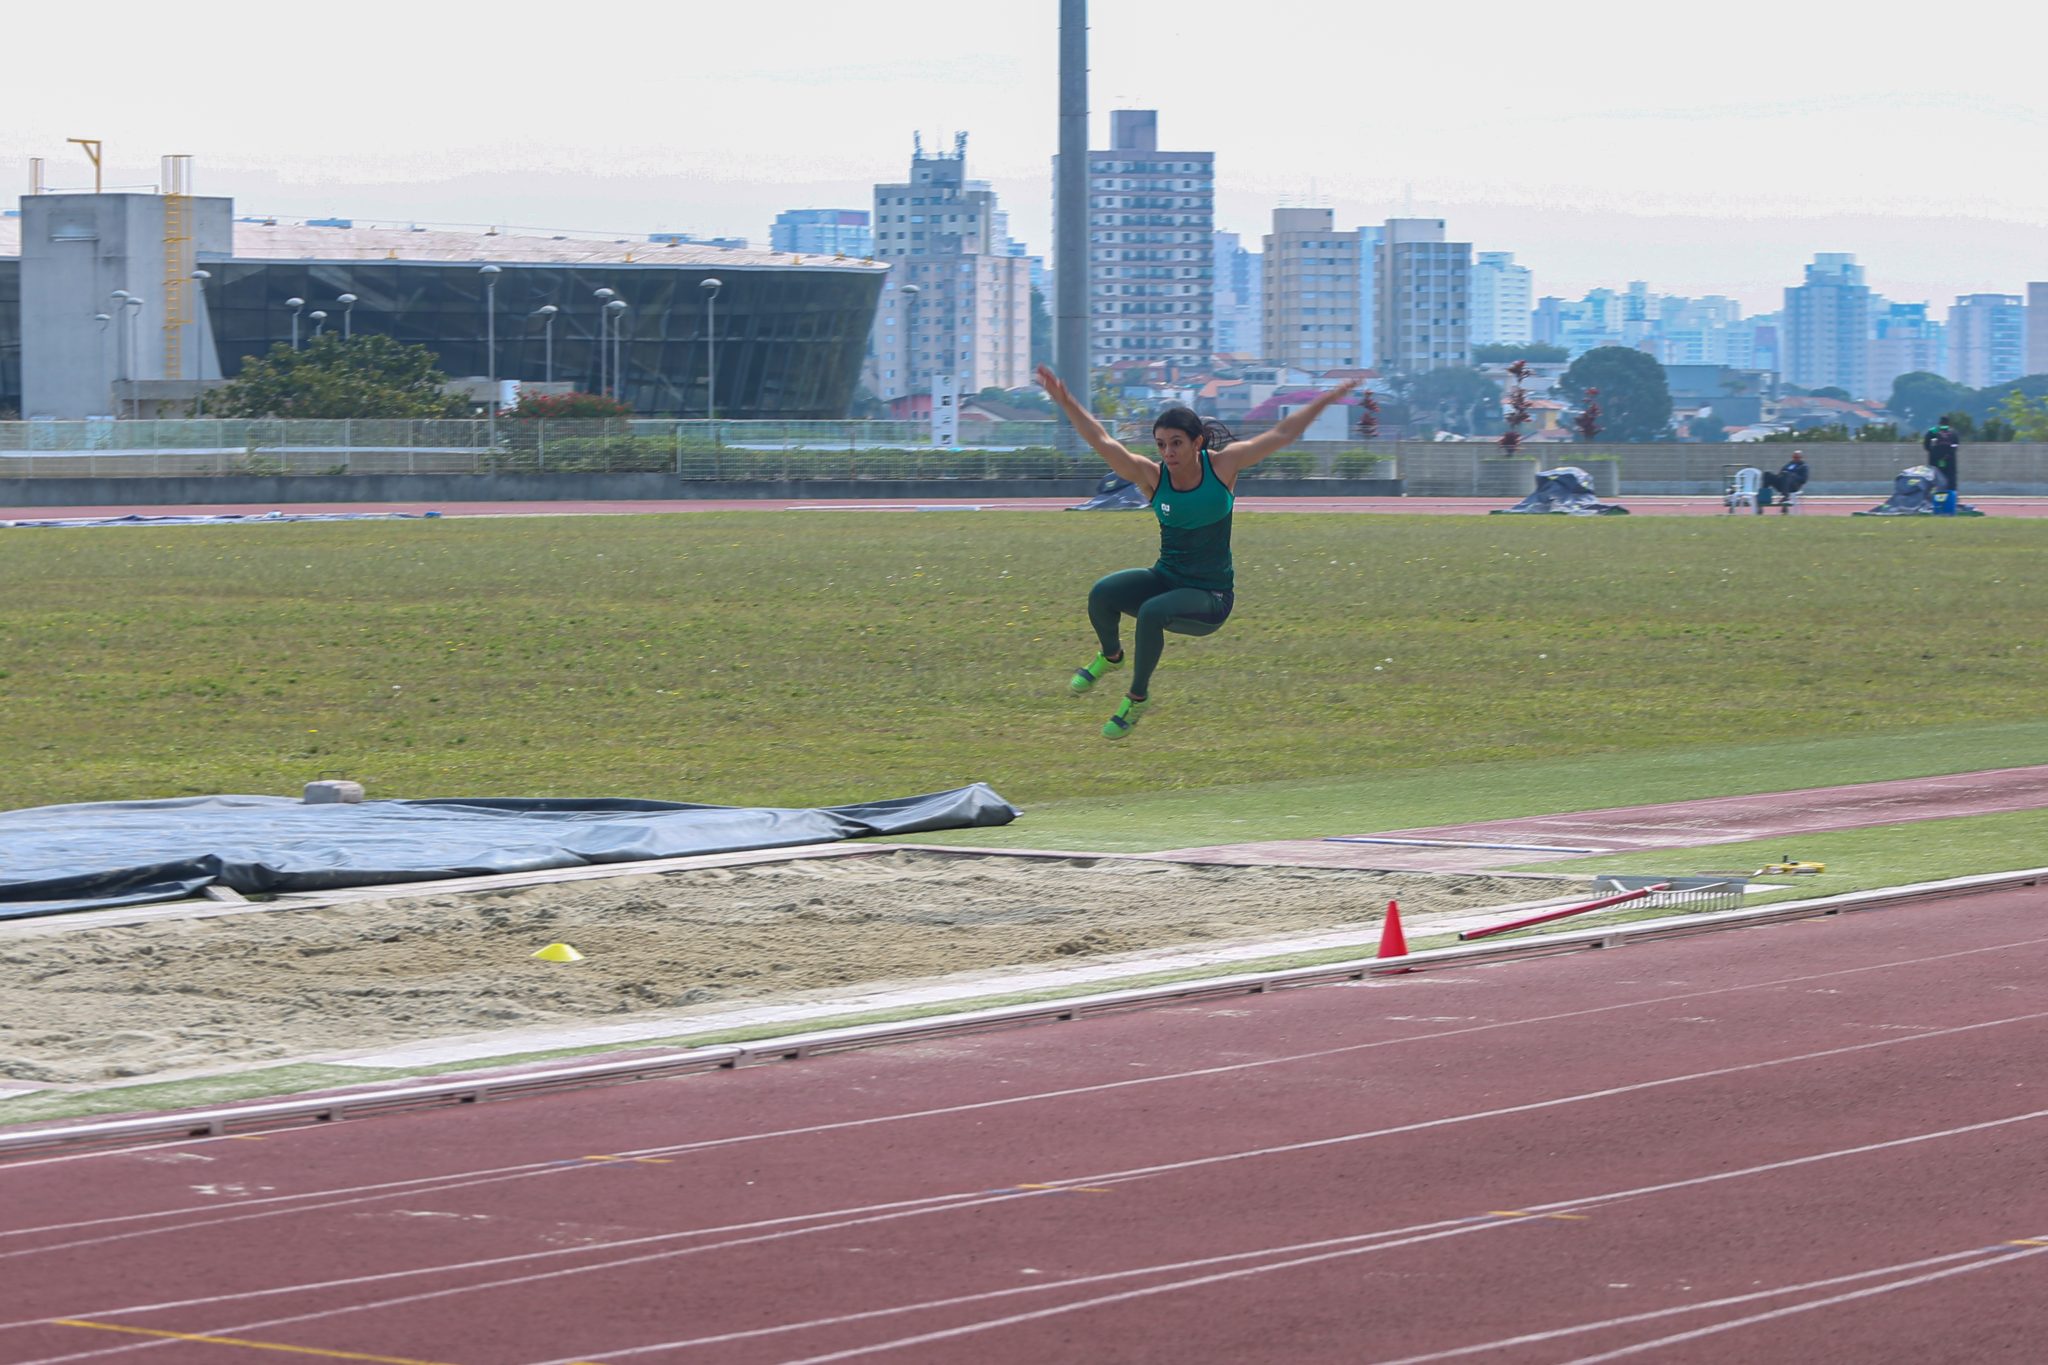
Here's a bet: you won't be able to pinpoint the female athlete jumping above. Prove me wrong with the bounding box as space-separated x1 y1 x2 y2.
1036 364 1358 738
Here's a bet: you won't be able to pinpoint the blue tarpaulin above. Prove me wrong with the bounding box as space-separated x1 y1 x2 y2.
0 785 1020 919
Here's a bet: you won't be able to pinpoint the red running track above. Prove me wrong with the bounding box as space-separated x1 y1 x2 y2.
7 495 2048 521
3 884 2046 1364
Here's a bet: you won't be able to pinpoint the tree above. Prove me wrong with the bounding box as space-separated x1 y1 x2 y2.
1404 366 1501 435
1559 346 1671 441
206 334 471 419
1808 386 1852 401
1498 360 1534 457
1473 342 1569 364
1996 388 2048 442
1355 388 1381 440
1574 389 1602 442
1887 372 1970 430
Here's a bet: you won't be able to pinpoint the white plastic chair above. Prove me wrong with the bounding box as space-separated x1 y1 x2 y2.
1726 467 1763 514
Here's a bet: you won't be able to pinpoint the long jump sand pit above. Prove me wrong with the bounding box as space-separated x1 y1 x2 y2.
2 850 1580 1086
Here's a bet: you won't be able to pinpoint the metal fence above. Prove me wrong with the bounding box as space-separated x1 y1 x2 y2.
0 419 1398 482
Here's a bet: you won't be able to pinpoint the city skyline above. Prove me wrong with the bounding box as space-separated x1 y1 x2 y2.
6 1 2043 317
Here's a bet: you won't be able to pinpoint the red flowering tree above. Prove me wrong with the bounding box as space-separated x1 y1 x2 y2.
1498 360 1534 457
507 391 634 422
1355 388 1381 441
1574 387 1603 442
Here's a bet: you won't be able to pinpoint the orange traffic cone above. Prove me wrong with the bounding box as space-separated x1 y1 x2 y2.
1377 900 1410 972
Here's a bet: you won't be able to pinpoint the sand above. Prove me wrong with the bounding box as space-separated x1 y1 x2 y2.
0 850 1578 1086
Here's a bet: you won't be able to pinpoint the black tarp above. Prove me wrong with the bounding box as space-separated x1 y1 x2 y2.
1491 466 1630 516
1853 464 1984 517
1070 473 1150 510
0 785 1020 919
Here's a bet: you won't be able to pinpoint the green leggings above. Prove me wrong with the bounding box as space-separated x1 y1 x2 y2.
1088 568 1235 698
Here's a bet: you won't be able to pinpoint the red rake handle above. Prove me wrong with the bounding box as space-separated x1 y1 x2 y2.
1458 883 1670 942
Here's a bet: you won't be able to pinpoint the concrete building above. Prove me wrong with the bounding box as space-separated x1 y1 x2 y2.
2029 283 2048 378
3 192 884 419
1783 253 1872 395
869 136 1033 400
770 209 874 259
1078 110 1215 369
1374 218 1470 376
1469 252 1532 348
1212 231 1262 360
1261 208 1375 372
1947 293 2026 389
1867 302 1947 402
1646 295 1745 367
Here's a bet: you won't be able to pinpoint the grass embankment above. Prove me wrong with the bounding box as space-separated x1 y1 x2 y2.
1 511 2041 815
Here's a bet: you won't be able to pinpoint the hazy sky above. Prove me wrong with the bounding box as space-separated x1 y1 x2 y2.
8 0 2043 316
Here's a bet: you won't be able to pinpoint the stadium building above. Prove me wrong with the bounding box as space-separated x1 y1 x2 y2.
0 191 886 420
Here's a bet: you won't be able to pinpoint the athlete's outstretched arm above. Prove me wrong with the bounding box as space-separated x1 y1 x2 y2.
1212 379 1359 478
1037 365 1159 489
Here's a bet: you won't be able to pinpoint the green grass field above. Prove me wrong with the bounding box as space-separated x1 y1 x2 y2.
2 511 2041 824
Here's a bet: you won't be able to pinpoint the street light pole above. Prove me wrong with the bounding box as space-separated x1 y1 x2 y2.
337 293 357 340
95 312 111 415
109 290 130 415
900 282 922 407
532 304 559 385
700 277 723 420
124 295 145 420
480 265 502 448
593 287 616 398
606 298 627 405
189 270 211 417
310 310 328 338
287 296 305 351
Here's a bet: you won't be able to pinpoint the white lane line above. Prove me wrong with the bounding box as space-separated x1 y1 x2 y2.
1373 1245 2043 1363
16 1071 2048 1365
9 926 2043 1241
752 1116 2048 1365
1554 1244 2048 1364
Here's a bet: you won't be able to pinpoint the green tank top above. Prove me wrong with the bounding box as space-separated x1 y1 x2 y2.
1151 449 1234 591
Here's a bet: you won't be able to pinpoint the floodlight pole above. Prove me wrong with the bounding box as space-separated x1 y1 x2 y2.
699 278 722 420
532 304 559 384
480 265 502 446
1055 0 1090 452
593 287 616 397
190 270 211 416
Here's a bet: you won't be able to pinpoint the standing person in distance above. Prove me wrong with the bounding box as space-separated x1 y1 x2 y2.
1036 364 1358 739
1923 421 1962 495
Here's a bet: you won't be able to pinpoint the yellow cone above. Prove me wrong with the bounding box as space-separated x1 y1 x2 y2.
532 942 584 962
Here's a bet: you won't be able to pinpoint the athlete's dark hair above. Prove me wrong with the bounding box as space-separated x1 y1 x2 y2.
1152 404 1235 453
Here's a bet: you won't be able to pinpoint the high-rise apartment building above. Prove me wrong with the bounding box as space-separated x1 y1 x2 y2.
1262 208 1376 371
2029 283 2048 378
1948 293 2026 389
1469 252 1532 348
1078 110 1215 370
869 135 1032 400
770 209 874 259
1867 303 1947 400
1371 219 1469 375
1213 231 1263 358
1783 253 1872 394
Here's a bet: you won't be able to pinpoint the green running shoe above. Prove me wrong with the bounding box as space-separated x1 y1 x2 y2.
1101 694 1149 739
1069 651 1123 695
